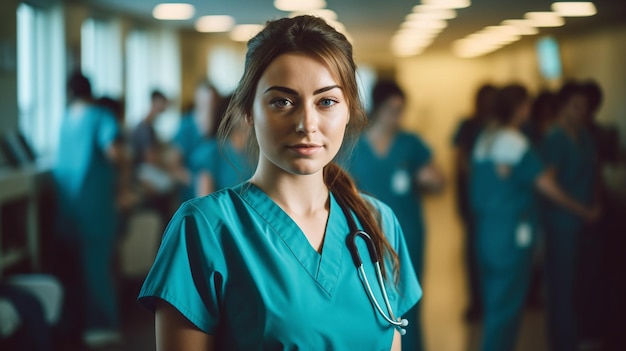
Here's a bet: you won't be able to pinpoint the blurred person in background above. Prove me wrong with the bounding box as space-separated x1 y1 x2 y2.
452 83 497 322
192 95 255 197
470 84 598 351
131 90 177 222
577 80 617 349
523 90 559 148
540 81 601 351
346 79 444 351
52 72 131 348
172 80 221 202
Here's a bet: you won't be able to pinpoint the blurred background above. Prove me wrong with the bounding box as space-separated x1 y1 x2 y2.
0 0 625 350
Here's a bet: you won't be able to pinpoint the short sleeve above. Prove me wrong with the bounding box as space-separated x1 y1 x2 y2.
138 202 225 334
513 148 544 185
97 108 121 152
409 134 433 171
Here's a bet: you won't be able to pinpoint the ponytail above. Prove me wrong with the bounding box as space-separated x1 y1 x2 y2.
324 162 400 284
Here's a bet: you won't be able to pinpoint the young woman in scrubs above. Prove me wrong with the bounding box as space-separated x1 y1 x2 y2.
469 85 598 351
139 16 421 350
540 82 601 351
346 80 444 351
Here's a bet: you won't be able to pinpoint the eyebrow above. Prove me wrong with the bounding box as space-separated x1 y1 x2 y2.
263 85 341 96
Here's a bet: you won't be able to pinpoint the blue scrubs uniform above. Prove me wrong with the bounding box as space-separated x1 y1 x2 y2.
190 139 255 191
139 183 421 350
540 126 597 351
470 128 543 351
346 131 431 351
173 112 205 201
53 104 120 333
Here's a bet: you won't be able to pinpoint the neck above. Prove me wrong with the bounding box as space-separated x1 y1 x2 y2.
250 165 329 217
367 120 396 139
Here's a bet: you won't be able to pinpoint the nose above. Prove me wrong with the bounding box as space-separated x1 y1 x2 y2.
295 105 318 134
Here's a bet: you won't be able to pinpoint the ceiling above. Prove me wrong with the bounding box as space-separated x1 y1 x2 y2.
82 0 626 58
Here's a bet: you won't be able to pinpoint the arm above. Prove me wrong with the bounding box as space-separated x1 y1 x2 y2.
390 330 402 351
107 141 137 209
416 162 445 193
155 300 214 351
535 167 599 221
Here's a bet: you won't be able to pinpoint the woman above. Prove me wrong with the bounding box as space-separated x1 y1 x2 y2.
540 82 600 351
138 16 421 350
469 85 597 351
347 79 444 351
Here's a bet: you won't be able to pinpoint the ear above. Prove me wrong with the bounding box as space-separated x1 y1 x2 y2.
245 114 254 125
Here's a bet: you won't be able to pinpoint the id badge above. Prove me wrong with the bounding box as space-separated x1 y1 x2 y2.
516 221 532 248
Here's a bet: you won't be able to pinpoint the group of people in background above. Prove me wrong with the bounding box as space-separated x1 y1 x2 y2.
50 73 250 348
454 80 615 351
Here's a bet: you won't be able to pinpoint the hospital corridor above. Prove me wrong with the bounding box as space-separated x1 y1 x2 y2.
1 0 625 350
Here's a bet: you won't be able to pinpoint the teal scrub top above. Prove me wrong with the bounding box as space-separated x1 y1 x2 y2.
190 139 256 191
345 132 432 266
53 104 120 239
173 113 205 201
470 128 544 222
139 182 421 350
540 125 597 232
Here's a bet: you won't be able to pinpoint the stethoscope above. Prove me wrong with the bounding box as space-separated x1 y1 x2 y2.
336 198 409 336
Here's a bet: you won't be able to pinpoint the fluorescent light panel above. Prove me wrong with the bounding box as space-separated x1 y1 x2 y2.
229 24 264 42
152 3 195 20
421 0 471 10
195 15 235 33
552 2 597 17
524 11 565 27
274 0 326 12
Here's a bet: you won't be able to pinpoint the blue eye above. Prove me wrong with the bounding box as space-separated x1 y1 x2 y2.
319 98 338 107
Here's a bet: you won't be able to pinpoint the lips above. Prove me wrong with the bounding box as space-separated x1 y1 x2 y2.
287 143 323 156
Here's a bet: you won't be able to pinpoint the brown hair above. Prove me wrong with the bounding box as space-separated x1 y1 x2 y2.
218 15 400 282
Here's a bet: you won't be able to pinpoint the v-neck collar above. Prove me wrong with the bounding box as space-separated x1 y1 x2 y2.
237 183 345 296
364 133 397 160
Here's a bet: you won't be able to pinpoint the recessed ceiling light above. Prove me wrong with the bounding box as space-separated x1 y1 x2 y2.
524 12 565 27
229 24 264 42
274 0 326 12
501 19 540 35
401 18 448 30
422 0 471 10
195 15 235 33
552 2 597 17
152 3 195 20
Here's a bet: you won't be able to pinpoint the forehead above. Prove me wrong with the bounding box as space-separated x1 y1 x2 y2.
258 53 341 89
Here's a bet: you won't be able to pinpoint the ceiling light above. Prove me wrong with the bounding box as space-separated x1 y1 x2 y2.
152 3 195 20
552 2 597 17
524 12 565 27
229 24 264 42
411 5 457 20
401 18 448 30
421 0 471 10
195 15 235 33
290 9 337 21
274 0 325 12
501 19 540 35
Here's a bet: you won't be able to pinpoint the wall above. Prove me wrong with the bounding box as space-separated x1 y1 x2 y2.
0 0 19 133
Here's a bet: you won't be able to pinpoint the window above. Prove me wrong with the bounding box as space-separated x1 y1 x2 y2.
125 28 181 141
17 3 66 160
81 17 123 99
